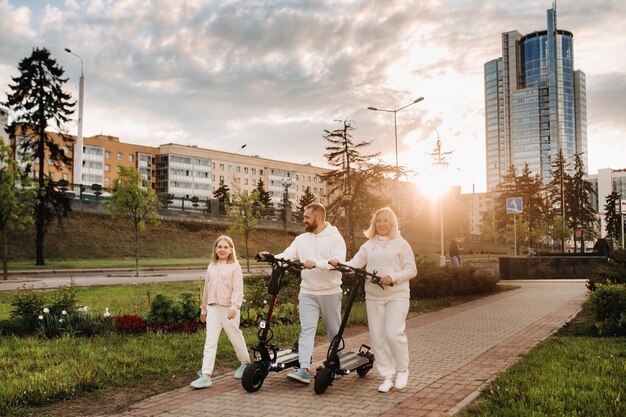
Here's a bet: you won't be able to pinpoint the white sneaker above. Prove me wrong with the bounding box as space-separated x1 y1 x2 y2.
378 378 394 393
190 374 212 388
395 370 409 390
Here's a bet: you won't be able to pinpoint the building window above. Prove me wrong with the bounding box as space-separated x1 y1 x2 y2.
104 177 110 185
128 154 134 162
49 172 54 180
117 166 121 173
244 178 248 185
105 164 111 172
244 167 249 174
211 174 215 181
62 173 68 181
48 158 54 166
260 169 263 175
105 151 110 159
252 168 256 175
252 179 256 186
220 163 224 170
236 166 241 173
117 152 122 160
219 175 224 181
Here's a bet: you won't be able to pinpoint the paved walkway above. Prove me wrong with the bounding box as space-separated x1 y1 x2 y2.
101 280 587 417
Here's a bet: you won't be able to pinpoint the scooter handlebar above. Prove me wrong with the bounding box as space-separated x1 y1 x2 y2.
256 253 303 269
329 261 392 288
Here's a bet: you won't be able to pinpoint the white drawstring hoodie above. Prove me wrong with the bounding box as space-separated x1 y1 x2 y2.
275 222 346 295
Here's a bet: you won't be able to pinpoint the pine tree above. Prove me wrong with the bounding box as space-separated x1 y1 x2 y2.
548 151 573 252
318 120 399 255
604 192 622 244
255 178 273 208
567 153 597 252
3 47 75 265
213 179 230 202
297 186 316 213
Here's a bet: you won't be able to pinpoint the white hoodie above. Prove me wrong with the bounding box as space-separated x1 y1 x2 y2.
275 222 346 295
344 235 417 300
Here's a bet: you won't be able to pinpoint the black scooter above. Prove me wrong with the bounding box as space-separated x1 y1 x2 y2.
241 254 303 392
313 262 390 394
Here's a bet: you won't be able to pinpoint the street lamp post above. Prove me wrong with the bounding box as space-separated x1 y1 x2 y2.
429 137 453 267
281 177 293 230
367 97 424 209
228 144 247 200
65 48 84 198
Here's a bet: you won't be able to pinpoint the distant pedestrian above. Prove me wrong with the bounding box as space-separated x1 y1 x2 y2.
330 207 417 393
449 234 465 267
191 235 250 389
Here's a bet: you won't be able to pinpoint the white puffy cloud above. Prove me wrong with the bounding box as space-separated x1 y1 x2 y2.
0 0 624 192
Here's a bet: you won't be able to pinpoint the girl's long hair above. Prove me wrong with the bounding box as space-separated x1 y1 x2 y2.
211 235 237 264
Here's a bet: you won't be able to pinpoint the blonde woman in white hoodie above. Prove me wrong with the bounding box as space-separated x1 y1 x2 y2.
190 235 250 389
259 203 346 384
330 207 416 393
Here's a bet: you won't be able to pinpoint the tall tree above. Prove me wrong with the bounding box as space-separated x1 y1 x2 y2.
255 178 273 210
227 188 263 273
318 120 399 255
548 151 573 252
567 153 597 252
213 179 230 202
3 47 75 265
104 167 161 276
296 186 316 214
604 191 622 245
516 163 549 248
0 143 36 279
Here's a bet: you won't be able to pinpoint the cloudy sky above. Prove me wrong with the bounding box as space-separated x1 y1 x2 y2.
1 0 625 193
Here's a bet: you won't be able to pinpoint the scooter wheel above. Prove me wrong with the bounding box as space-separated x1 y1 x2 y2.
356 365 370 377
241 362 268 392
314 366 334 395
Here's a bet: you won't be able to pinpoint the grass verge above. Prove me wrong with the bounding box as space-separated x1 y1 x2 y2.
461 303 626 417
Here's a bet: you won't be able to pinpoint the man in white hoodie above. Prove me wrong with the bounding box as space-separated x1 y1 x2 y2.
260 203 346 384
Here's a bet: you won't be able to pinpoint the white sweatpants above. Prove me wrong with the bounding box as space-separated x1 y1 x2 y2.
201 305 250 376
365 298 410 378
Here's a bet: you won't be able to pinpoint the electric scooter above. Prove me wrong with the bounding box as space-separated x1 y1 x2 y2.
241 254 303 392
313 262 390 394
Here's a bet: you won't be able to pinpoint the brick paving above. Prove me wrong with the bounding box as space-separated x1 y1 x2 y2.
101 280 587 417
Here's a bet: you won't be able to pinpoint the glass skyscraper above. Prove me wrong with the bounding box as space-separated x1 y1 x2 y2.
484 6 587 191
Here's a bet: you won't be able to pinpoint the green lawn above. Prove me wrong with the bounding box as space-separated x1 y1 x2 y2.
462 305 626 417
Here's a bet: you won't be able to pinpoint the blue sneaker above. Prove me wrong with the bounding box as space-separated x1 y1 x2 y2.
190 374 212 388
234 363 247 379
287 368 311 384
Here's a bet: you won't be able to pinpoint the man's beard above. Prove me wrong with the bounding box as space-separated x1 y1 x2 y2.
305 221 316 233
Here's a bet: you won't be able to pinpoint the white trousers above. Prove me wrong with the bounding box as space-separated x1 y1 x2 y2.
365 298 410 378
201 305 250 376
298 293 342 370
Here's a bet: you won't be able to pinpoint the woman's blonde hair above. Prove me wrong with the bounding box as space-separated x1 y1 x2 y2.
363 207 400 240
211 235 237 264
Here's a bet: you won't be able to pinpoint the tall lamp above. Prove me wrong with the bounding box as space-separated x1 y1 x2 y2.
367 97 424 209
65 48 84 198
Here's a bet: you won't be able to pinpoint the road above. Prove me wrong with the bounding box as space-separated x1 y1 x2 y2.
0 266 271 291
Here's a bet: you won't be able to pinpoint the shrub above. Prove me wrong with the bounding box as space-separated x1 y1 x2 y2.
146 294 181 324
410 259 499 298
178 291 200 322
10 286 46 331
588 249 626 290
48 285 79 316
588 284 626 336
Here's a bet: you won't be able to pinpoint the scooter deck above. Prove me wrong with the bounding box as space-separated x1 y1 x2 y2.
337 350 371 372
268 348 300 371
